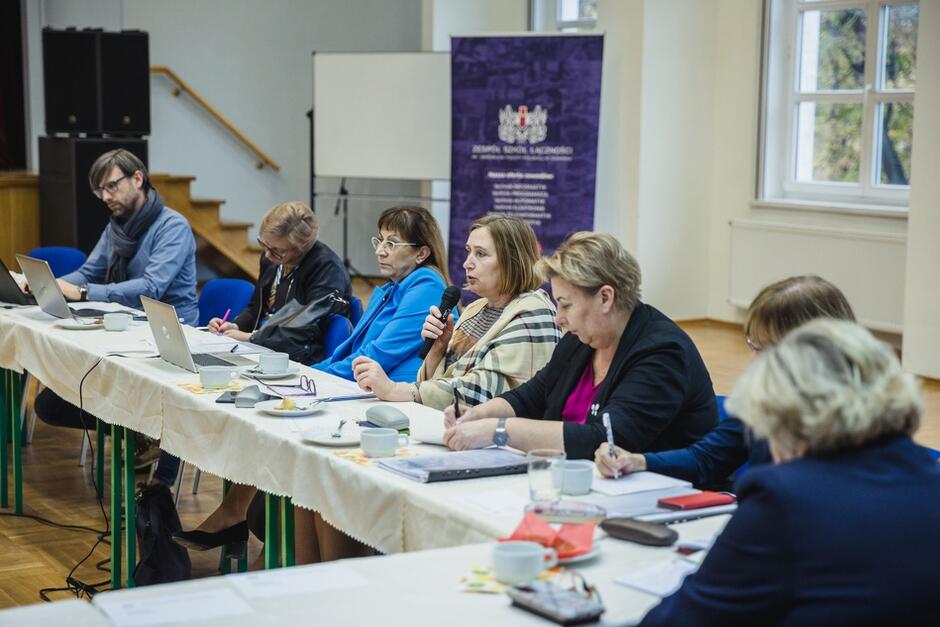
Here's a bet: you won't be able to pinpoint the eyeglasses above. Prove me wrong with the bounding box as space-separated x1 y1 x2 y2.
257 237 288 261
371 237 417 253
745 336 762 353
93 174 128 199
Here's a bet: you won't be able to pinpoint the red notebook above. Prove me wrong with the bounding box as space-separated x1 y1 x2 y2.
657 491 736 511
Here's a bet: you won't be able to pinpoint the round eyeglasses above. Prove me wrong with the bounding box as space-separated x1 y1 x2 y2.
371 237 417 253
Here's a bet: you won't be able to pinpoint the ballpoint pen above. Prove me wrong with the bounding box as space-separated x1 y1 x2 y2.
602 412 620 479
451 381 462 419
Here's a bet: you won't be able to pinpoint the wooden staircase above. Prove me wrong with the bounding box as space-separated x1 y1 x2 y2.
150 173 260 280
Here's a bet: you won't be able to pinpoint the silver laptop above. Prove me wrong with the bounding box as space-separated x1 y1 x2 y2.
140 295 254 372
15 254 112 320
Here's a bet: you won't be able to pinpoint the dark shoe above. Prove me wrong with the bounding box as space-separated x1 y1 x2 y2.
172 521 248 559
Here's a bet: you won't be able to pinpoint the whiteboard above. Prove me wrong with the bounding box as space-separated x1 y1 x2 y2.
313 52 451 180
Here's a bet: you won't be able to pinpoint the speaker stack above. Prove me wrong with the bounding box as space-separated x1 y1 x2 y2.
38 28 151 252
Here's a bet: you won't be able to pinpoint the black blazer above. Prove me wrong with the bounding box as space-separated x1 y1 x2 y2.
234 240 351 333
501 302 718 459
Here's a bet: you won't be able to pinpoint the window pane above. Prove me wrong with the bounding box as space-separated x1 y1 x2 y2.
878 102 913 186
799 9 866 91
795 102 863 183
559 0 597 21
883 4 918 89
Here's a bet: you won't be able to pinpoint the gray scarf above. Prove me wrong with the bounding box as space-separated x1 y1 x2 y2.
107 188 164 283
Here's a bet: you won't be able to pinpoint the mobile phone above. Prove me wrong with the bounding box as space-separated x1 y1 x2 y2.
506 581 604 625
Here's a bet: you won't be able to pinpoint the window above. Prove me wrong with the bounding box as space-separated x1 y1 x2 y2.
759 0 918 209
531 0 597 32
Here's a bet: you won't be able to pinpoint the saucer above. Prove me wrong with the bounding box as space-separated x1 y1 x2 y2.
558 546 600 565
255 398 324 417
242 365 300 380
302 425 362 447
55 319 103 330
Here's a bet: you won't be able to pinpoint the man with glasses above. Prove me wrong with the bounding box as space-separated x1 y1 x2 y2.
33 148 196 486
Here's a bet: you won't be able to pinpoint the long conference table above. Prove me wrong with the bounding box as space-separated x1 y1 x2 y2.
0 302 729 625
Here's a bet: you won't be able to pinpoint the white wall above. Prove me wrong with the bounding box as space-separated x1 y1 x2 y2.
24 0 422 274
902 0 940 379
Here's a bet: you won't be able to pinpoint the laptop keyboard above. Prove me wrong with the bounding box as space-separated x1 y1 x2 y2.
193 353 237 367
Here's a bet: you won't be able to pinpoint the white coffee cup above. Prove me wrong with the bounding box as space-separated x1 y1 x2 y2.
103 312 132 332
561 460 595 496
199 365 236 389
360 427 409 458
492 541 558 585
258 352 289 374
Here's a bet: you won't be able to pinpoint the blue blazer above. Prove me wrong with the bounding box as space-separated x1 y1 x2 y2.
313 266 450 382
639 435 940 626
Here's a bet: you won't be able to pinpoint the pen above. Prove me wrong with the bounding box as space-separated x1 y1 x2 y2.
451 381 461 419
217 308 231 335
602 412 620 479
229 344 238 353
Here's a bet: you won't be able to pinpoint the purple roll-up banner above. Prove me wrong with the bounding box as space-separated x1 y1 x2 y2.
448 34 604 290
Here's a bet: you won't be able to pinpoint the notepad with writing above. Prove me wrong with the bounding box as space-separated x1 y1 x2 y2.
379 449 528 483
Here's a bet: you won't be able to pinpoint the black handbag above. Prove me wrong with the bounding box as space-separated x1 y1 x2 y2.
251 291 348 364
134 482 192 586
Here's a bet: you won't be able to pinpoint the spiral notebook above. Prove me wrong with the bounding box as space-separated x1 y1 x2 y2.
378 448 528 483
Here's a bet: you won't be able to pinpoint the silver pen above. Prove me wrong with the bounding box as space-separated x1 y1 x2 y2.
602 412 620 479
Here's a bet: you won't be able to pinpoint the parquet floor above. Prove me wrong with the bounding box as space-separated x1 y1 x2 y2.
1 305 937 608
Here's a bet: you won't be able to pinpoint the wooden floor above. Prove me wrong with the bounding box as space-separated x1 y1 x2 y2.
1 312 938 608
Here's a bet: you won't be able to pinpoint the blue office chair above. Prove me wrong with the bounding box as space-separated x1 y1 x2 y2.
198 278 255 326
349 296 364 327
27 246 86 277
322 313 352 358
716 394 728 421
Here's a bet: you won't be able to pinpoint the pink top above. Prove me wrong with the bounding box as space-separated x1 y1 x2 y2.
561 362 602 424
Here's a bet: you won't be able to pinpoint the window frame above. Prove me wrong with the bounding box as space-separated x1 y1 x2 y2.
530 0 597 32
759 0 918 210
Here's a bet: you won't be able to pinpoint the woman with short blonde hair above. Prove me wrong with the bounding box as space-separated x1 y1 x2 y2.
441 231 717 458
640 320 939 625
258 200 319 252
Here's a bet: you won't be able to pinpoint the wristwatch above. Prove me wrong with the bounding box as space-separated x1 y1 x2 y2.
493 418 509 447
79 285 89 302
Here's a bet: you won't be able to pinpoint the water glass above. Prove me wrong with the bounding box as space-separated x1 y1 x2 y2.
527 449 566 502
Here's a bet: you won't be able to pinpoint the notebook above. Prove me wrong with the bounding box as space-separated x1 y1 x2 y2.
379 448 528 483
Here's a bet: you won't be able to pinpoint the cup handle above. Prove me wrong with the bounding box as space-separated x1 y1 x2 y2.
543 547 558 570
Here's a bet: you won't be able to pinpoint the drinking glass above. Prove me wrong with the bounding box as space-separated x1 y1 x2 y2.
527 449 566 502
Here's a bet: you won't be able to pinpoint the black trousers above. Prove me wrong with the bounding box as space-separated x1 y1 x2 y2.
34 388 181 485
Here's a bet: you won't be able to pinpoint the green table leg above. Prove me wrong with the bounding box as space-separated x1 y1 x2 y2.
95 419 105 499
10 371 22 514
110 426 122 589
237 550 248 573
1 370 8 509
280 497 295 568
123 428 136 588
218 480 231 574
264 493 279 570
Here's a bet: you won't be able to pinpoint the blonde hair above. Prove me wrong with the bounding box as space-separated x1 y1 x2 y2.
259 201 319 251
745 275 855 351
726 319 922 459
537 232 641 313
469 214 542 297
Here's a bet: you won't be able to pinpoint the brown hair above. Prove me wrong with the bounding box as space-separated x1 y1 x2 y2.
744 275 856 351
537 231 641 313
88 148 151 192
469 214 542 297
377 206 450 284
259 201 319 251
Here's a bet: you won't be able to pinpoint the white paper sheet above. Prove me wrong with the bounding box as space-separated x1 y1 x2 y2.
591 471 691 496
94 588 252 626
614 557 699 597
228 563 368 598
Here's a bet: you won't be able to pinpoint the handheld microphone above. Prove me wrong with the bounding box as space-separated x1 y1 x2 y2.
419 285 461 359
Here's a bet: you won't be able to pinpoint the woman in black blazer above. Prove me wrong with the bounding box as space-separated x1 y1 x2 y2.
443 232 717 459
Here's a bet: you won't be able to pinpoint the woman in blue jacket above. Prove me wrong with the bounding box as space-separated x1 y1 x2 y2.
314 205 453 382
639 319 940 626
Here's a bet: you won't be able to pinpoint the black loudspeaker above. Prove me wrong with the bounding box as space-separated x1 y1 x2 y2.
39 137 148 253
42 28 150 136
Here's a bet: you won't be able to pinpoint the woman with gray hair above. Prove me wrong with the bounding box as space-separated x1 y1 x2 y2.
639 319 940 626
443 231 717 458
